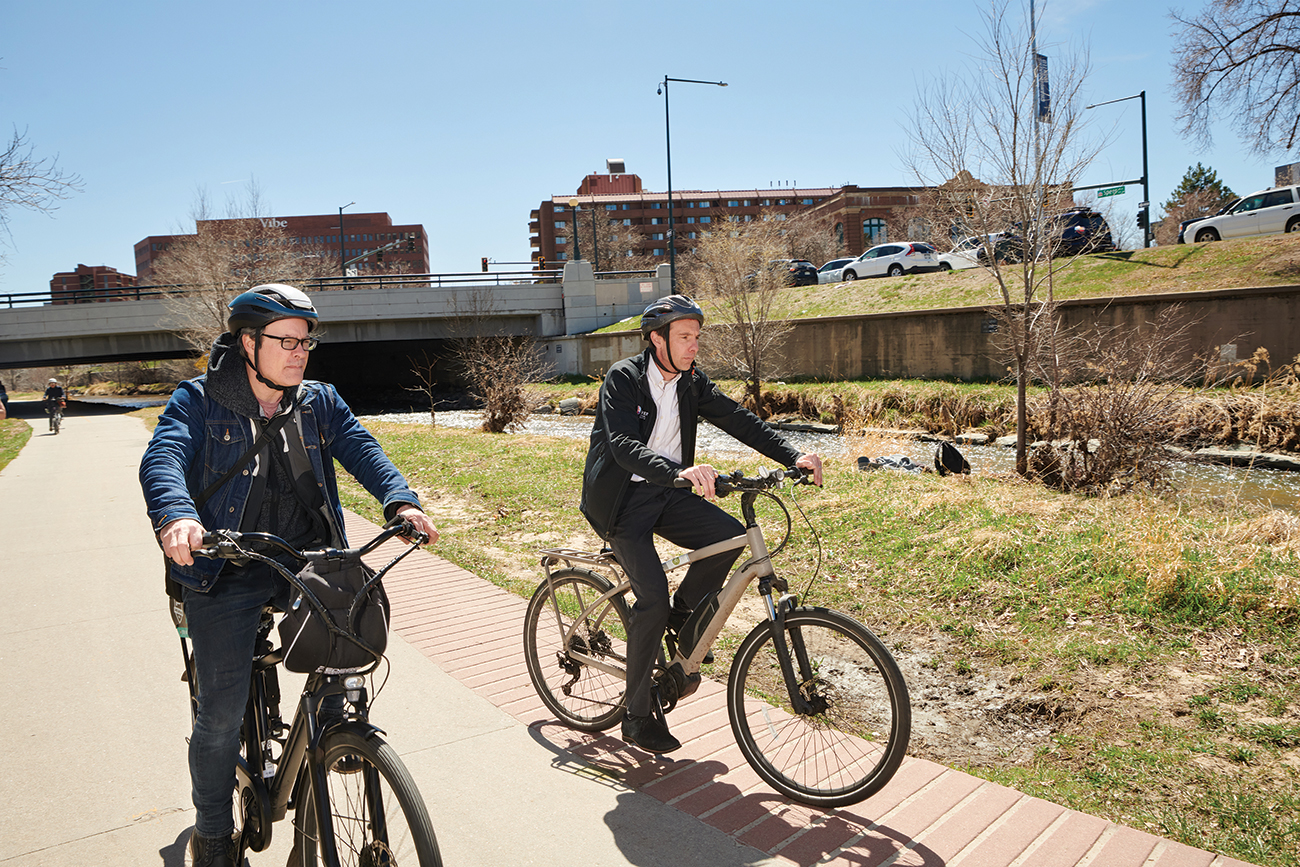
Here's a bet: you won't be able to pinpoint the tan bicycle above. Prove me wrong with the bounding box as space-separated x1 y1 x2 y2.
523 467 910 807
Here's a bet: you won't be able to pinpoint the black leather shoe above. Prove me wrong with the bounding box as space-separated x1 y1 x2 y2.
189 830 238 867
621 713 682 753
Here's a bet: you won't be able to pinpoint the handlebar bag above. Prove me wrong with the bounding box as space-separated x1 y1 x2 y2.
279 556 389 673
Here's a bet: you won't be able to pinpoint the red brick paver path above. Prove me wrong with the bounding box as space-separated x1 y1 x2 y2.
348 512 1258 867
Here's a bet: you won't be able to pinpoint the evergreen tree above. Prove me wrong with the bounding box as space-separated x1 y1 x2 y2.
1161 163 1237 216
1154 164 1239 245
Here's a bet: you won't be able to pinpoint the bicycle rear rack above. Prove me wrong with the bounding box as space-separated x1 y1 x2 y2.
538 547 618 570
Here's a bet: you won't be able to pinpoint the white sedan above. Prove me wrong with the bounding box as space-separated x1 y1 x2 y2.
841 243 940 280
938 236 984 271
815 257 856 284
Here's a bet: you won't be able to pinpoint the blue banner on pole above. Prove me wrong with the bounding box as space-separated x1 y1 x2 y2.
1036 53 1051 123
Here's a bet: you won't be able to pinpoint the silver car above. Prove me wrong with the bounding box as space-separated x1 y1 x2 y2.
816 257 856 284
842 243 940 280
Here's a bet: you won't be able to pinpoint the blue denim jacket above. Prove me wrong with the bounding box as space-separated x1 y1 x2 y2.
139 377 420 591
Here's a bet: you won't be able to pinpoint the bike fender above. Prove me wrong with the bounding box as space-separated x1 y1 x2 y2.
310 718 387 761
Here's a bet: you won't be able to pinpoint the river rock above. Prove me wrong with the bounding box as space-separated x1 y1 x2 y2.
558 397 583 416
1193 447 1300 472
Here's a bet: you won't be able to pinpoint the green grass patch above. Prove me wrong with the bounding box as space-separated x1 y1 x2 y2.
0 418 33 472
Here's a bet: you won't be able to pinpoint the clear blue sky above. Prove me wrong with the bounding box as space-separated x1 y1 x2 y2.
1 0 1282 293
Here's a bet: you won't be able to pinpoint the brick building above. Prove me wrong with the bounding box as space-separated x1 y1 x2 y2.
530 162 930 269
49 264 139 304
134 212 429 282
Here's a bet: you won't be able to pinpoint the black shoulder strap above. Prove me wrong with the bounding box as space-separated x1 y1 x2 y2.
193 411 293 511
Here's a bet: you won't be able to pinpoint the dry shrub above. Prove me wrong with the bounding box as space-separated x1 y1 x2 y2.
1170 395 1236 445
1225 511 1300 549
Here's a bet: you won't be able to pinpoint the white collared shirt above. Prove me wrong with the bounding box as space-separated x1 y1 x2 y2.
631 362 682 482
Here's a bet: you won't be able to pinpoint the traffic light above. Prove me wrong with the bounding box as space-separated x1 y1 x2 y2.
376 248 384 263
539 256 546 271
1136 203 1150 229
481 257 489 272
406 235 416 252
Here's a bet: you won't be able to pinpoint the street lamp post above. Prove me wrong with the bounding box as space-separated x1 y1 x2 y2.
1084 91 1150 248
338 202 355 275
567 198 581 263
658 76 727 290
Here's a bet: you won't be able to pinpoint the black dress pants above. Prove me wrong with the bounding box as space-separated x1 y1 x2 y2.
608 482 744 717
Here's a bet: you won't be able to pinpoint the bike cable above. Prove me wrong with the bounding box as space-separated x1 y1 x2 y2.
786 483 825 604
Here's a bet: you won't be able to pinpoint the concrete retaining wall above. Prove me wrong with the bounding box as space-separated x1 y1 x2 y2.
548 284 1300 381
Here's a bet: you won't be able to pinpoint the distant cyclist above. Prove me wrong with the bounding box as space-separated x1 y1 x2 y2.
43 378 65 431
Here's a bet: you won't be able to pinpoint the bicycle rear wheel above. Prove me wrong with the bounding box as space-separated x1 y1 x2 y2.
727 607 910 807
295 729 441 867
523 567 629 731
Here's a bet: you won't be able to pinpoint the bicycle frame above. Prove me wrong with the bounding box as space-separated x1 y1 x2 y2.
187 519 425 861
539 487 788 686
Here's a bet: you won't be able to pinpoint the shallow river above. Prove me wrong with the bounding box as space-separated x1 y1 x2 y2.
362 410 1300 512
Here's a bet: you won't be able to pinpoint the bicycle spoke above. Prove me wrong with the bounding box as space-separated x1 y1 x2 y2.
728 609 910 807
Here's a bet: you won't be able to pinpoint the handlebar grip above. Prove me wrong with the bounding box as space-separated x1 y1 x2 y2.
385 515 430 545
672 477 695 488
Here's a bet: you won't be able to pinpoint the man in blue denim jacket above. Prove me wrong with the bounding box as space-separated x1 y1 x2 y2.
139 284 437 867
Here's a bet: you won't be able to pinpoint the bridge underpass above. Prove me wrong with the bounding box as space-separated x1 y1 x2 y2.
0 262 671 399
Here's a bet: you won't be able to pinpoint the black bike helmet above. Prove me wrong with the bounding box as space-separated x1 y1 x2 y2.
639 294 703 340
227 284 318 334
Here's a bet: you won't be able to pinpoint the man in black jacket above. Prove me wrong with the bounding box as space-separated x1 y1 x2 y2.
580 295 822 753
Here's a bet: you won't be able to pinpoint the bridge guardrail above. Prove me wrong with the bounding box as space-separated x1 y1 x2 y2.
0 268 646 309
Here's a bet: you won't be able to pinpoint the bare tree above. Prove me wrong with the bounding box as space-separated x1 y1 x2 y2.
565 206 658 272
1025 307 1203 494
682 210 813 415
405 350 440 424
904 0 1104 475
152 182 337 353
0 126 82 264
449 287 551 432
1171 0 1300 155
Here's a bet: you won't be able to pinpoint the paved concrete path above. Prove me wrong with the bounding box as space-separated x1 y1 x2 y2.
0 412 1257 866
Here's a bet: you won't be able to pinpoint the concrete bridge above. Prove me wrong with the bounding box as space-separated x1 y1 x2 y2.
0 262 671 376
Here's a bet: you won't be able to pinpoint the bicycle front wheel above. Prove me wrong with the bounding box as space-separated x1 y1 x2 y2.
523 567 629 731
295 729 441 867
727 607 910 807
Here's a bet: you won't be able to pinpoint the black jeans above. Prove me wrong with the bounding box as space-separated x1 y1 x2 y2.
608 483 744 717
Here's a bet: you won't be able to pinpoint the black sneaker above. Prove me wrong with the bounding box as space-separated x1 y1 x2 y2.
621 713 682 753
190 830 239 867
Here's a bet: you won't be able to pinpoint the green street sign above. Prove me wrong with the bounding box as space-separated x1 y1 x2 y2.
1097 186 1126 198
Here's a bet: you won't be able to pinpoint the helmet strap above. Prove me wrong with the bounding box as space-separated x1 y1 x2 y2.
243 332 294 393
651 330 693 377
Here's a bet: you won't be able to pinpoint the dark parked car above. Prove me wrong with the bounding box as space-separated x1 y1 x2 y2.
745 259 818 287
1000 208 1114 260
1053 208 1114 255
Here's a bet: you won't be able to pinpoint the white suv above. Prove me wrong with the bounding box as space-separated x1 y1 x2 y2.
1188 185 1300 242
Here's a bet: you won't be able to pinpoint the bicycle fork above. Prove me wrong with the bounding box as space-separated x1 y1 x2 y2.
759 578 821 717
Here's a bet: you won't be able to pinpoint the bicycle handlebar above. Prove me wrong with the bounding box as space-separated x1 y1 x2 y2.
198 515 428 562
672 465 814 494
